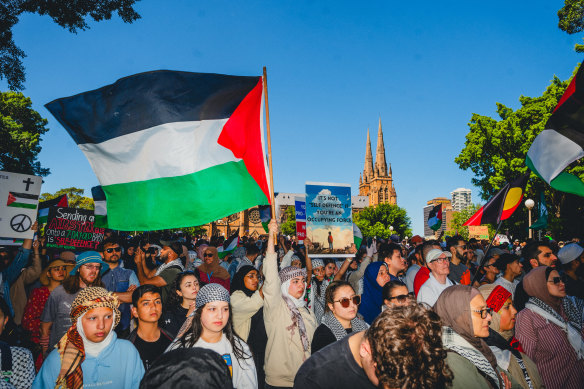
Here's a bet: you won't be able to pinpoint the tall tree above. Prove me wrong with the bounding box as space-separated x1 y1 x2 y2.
0 91 49 176
40 187 94 210
558 0 584 52
353 203 412 240
281 206 297 236
455 69 584 239
1 0 141 90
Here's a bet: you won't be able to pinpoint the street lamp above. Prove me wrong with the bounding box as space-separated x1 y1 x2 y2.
525 199 535 239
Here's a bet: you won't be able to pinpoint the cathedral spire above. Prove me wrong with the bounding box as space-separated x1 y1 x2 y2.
363 128 374 180
375 117 387 176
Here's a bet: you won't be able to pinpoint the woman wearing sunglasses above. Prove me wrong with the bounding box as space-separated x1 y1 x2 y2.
195 246 230 292
311 280 369 353
478 284 543 389
382 280 412 309
515 266 584 389
434 285 512 389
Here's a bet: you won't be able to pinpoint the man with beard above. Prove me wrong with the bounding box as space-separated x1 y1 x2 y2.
135 240 184 304
101 237 140 336
446 235 471 285
40 251 109 354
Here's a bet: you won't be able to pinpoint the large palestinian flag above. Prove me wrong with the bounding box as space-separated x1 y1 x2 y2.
463 172 529 226
427 204 442 231
526 64 584 196
46 71 271 231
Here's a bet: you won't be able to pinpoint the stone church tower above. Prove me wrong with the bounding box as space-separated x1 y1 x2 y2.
358 118 397 206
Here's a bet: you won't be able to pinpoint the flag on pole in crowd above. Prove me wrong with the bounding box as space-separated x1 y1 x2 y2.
217 232 240 259
46 71 271 230
259 205 271 233
38 195 68 224
0 238 23 246
427 204 442 231
463 172 530 226
526 63 584 197
529 191 548 230
6 192 38 209
91 186 108 228
353 223 363 248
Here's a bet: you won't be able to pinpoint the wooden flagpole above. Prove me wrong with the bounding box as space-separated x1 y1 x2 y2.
263 67 277 220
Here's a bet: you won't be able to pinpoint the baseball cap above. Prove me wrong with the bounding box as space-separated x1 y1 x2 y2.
558 243 584 265
425 249 452 264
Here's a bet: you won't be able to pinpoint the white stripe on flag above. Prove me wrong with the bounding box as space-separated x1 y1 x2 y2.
527 129 584 183
78 119 240 186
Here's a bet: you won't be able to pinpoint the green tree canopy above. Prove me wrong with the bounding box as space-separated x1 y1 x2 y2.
445 204 497 241
0 91 49 176
40 187 94 210
1 0 141 90
281 206 296 236
455 69 584 239
558 0 584 52
354 203 412 240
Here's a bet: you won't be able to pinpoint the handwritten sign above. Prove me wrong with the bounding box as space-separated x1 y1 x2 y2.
468 225 489 240
45 207 105 250
305 182 353 257
0 171 42 239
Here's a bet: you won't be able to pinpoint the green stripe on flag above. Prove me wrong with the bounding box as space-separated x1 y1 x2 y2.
526 155 584 197
102 160 269 230
8 202 37 209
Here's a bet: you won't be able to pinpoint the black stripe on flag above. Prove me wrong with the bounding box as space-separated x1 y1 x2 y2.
10 192 39 200
45 70 261 145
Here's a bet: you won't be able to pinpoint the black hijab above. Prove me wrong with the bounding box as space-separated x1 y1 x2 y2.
230 265 258 297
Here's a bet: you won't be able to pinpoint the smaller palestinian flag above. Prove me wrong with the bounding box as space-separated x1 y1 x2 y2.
353 223 363 248
0 237 23 246
38 195 68 223
7 192 38 209
464 172 529 226
91 186 108 228
526 63 584 197
529 191 548 230
218 232 240 259
428 204 442 231
259 205 271 233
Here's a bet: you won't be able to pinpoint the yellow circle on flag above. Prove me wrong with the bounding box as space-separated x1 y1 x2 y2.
503 187 523 210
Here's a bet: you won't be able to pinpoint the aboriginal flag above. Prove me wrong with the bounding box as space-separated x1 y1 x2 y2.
463 172 530 226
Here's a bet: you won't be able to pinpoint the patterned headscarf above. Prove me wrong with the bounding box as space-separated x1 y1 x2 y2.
56 287 120 389
478 284 513 340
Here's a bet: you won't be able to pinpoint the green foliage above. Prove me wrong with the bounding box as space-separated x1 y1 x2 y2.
1 0 141 90
354 203 412 239
455 68 584 239
175 226 207 236
0 91 49 176
557 1 584 52
40 187 94 210
281 206 296 236
445 204 497 241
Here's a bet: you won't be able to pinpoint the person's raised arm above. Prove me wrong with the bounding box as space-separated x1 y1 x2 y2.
304 238 313 284
334 244 356 281
134 248 166 287
262 220 281 310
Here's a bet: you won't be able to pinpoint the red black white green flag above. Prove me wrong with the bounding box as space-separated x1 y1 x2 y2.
428 204 442 231
463 172 530 226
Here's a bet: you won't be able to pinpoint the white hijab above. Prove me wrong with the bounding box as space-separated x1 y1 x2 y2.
281 279 306 308
76 312 116 357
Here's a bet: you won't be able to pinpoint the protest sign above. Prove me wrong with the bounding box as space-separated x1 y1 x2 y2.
0 171 42 239
305 182 354 257
45 207 105 250
468 225 489 240
295 196 306 242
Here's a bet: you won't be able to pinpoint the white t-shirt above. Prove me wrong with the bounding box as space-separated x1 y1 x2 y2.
417 273 454 307
194 334 257 389
405 264 421 293
493 277 519 298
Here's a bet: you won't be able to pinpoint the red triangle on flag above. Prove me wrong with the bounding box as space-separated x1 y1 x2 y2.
6 192 16 206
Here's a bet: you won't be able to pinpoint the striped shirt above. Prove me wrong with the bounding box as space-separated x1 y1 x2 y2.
515 307 584 389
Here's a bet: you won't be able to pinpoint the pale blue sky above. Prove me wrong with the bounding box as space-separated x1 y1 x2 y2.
5 0 582 234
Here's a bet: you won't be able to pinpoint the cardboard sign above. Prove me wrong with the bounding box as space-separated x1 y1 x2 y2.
305 182 353 257
0 171 42 239
468 225 489 240
45 207 105 250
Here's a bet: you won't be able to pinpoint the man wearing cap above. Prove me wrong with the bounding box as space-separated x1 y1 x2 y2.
416 248 454 307
446 235 471 285
409 235 424 247
40 250 109 354
492 253 523 297
100 237 140 336
412 240 442 297
134 240 184 304
558 243 584 299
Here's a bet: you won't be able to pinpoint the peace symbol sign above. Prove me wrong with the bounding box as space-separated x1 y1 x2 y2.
10 214 31 233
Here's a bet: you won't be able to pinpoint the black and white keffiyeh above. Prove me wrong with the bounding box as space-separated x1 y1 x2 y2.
196 283 230 309
321 311 369 341
155 258 184 276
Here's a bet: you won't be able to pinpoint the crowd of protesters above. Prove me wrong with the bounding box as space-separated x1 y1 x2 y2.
0 217 582 389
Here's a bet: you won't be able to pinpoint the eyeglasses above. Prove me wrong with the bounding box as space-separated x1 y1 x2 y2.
430 256 450 264
387 294 412 303
105 247 122 253
334 295 361 308
471 307 493 319
204 253 214 258
548 275 567 285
